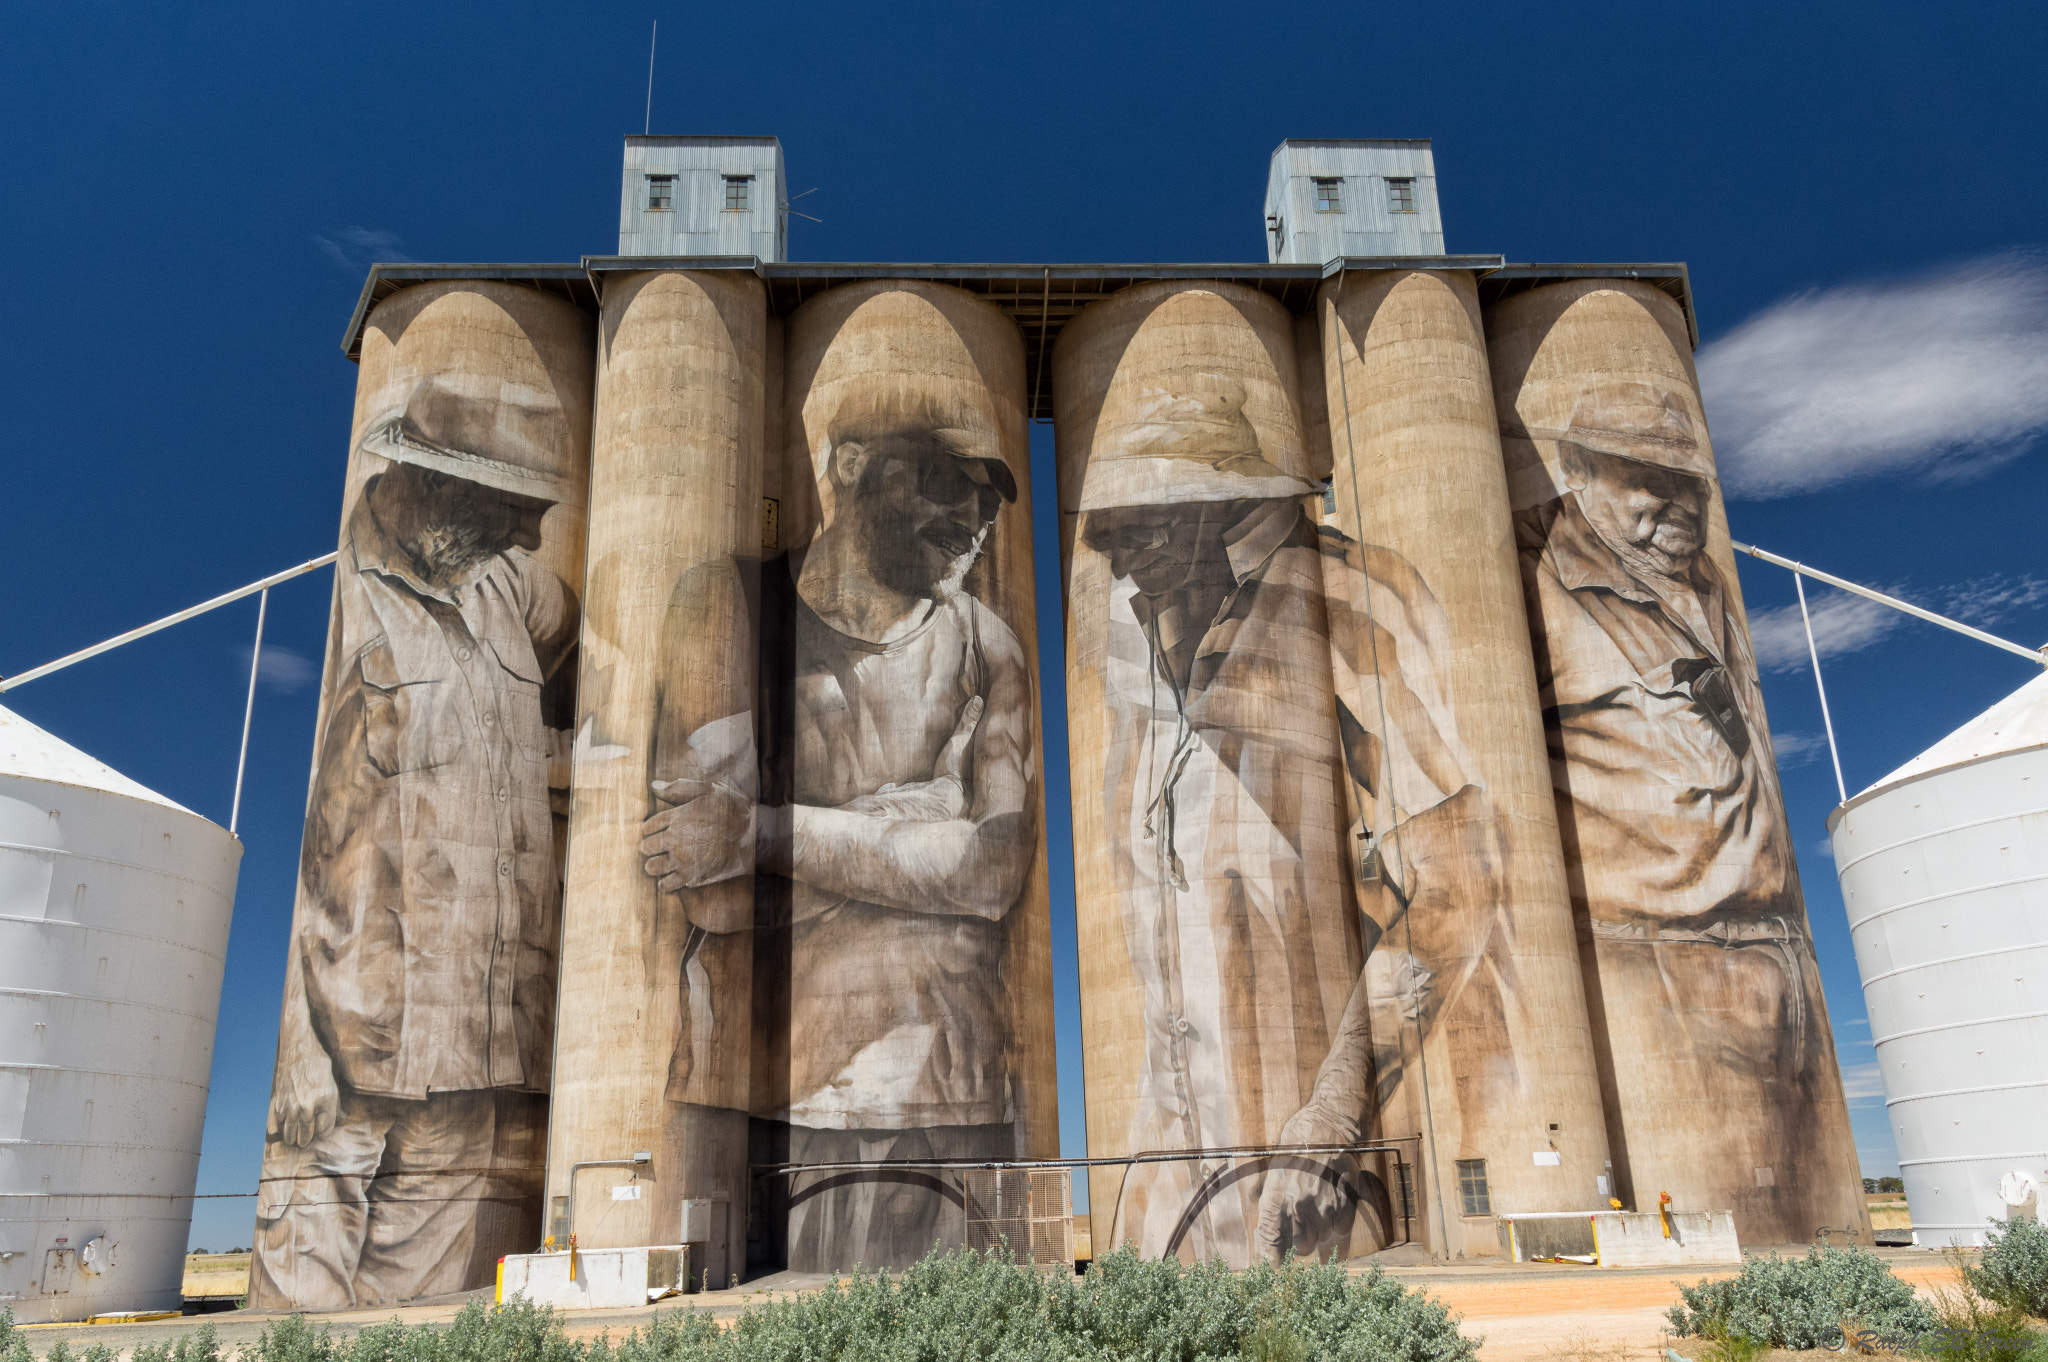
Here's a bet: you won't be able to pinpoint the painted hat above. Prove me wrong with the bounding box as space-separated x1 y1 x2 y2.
1507 380 1714 481
828 387 1017 503
1078 378 1318 512
359 376 575 503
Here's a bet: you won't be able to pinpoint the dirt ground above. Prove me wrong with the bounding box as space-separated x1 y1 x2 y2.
1393 1249 1967 1362
15 1246 1968 1360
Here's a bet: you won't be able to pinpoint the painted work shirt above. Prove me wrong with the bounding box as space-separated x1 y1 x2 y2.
1517 494 1796 924
752 556 1035 1132
1102 498 1360 1261
296 489 576 1099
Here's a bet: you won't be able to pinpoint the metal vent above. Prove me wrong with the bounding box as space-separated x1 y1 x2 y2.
964 1168 1072 1267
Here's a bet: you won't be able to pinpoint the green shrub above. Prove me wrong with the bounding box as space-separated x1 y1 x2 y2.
0 1247 1478 1362
1918 1271 2042 1362
1971 1218 2048 1320
1666 1242 1937 1350
0 1309 27 1362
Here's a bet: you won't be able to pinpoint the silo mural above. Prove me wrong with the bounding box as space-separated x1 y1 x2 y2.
545 267 768 1285
1315 268 1612 1257
618 279 1058 1274
250 281 594 1309
1054 281 1379 1267
1485 279 1868 1245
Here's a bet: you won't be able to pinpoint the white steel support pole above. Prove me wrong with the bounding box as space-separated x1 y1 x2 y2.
0 551 335 693
1796 573 1848 804
230 588 268 836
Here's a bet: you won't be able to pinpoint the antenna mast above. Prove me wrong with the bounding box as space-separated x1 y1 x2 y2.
644 20 657 135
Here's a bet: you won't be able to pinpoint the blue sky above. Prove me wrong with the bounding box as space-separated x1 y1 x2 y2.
3 1 2044 1249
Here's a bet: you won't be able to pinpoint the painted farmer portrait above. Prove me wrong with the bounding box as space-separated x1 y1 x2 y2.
1081 381 1371 1265
638 386 1037 1272
1514 378 1852 1233
252 377 579 1309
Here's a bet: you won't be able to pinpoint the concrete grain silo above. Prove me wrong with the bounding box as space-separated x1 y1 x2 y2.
0 705 241 1323
1485 278 1868 1246
1317 267 1613 1254
546 265 768 1280
1830 670 2048 1246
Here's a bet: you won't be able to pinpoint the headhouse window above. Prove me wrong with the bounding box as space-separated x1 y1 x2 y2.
724 175 752 212
646 175 676 212
1456 1158 1491 1216
1314 177 1343 213
1387 177 1417 213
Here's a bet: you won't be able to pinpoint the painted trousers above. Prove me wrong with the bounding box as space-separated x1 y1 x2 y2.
250 1089 497 1310
780 1122 1013 1273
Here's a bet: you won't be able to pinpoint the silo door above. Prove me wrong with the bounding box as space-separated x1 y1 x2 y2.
40 1247 72 1295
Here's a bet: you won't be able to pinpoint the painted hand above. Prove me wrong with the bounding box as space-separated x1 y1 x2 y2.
1253 1101 1361 1264
839 696 984 822
1365 947 1436 1026
641 779 755 890
269 1052 341 1148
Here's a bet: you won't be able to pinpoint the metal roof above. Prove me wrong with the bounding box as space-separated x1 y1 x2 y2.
0 704 191 812
343 257 1698 421
1847 669 2048 806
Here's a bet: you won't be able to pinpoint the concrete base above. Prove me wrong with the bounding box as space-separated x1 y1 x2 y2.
1496 1211 1740 1266
1592 1211 1739 1266
497 1246 692 1310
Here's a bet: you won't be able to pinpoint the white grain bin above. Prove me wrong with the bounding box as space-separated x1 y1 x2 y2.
1829 670 2048 1248
0 705 241 1321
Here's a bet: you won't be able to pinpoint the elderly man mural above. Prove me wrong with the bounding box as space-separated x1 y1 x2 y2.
252 379 580 1309
1081 382 1506 1265
638 389 1036 1272
1514 380 1851 1232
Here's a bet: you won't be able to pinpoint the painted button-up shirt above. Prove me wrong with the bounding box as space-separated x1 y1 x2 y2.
1518 494 1796 924
295 489 576 1099
1101 498 1360 1258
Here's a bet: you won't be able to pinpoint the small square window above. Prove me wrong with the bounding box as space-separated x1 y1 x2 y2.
1314 177 1343 213
1388 177 1417 213
723 176 751 212
646 175 675 212
1456 1159 1491 1216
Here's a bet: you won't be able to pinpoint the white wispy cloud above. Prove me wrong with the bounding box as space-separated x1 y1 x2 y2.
1839 1061 1888 1103
1810 836 1836 862
1698 252 2048 498
234 644 318 693
1769 730 1828 768
1749 591 1901 672
314 227 411 274
1747 573 2048 673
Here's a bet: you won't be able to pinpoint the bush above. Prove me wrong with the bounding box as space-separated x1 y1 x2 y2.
0 1249 1478 1362
1666 1242 1937 1350
1971 1217 2048 1320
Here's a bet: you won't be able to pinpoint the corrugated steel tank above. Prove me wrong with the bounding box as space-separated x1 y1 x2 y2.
1830 671 2048 1247
0 705 241 1321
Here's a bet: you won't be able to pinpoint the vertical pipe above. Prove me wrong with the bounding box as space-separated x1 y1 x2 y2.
771 278 1056 1272
230 587 267 835
1055 280 1368 1268
1795 574 1849 804
1485 278 1869 1246
250 280 595 1309
1318 268 1613 1259
546 269 766 1281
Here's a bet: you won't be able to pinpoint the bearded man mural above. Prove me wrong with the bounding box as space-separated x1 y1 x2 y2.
252 378 579 1309
638 388 1037 1273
